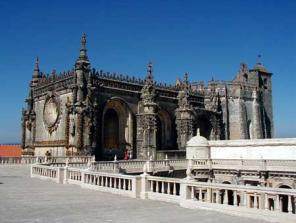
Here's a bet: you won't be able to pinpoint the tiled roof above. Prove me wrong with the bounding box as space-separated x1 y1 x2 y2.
0 144 22 157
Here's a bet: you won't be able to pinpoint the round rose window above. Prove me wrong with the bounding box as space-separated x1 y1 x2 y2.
43 97 59 128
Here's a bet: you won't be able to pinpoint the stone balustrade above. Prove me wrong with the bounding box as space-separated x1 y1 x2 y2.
191 159 296 172
31 164 62 183
93 159 187 173
46 156 92 164
143 175 181 203
31 163 296 222
180 179 296 222
64 166 140 198
0 156 92 166
0 156 44 165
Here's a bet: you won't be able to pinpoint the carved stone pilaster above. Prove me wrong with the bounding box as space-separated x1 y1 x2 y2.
238 93 248 139
175 73 194 150
175 108 194 149
136 62 158 159
252 90 263 139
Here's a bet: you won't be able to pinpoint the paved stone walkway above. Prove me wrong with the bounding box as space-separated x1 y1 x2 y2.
0 166 267 223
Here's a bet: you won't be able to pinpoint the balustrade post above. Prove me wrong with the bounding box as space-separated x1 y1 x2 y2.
123 179 126 190
275 195 280 212
109 177 112 187
161 181 165 193
233 191 237 206
63 167 69 184
242 192 247 207
264 194 269 210
168 182 171 195
288 195 293 214
223 190 228 205
206 188 211 203
254 193 258 209
191 186 195 200
118 178 121 189
150 181 154 192
173 183 177 195
215 190 219 204
140 171 149 199
198 188 202 201
156 181 159 193
81 171 85 184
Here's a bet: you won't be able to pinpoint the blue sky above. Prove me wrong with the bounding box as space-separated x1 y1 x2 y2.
0 0 295 143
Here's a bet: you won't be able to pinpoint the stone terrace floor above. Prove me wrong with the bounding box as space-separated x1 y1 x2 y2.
0 166 267 223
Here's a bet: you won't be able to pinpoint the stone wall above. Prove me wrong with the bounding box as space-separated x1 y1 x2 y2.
209 138 296 160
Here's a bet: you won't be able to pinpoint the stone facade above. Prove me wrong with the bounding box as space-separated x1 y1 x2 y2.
22 34 273 160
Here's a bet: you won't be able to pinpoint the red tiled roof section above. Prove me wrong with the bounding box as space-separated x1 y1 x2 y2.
0 144 22 157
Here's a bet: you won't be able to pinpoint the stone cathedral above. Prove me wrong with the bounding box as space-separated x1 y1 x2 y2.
21 34 273 160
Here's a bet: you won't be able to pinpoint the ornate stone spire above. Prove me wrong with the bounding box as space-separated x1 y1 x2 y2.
33 57 40 77
141 62 156 105
31 57 40 87
146 62 153 85
177 73 191 109
78 33 88 61
183 72 190 92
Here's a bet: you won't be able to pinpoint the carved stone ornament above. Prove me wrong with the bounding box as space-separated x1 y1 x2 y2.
43 95 61 133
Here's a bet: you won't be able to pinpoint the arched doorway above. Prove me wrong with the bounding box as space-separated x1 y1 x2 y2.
101 98 136 160
279 185 292 213
103 109 119 150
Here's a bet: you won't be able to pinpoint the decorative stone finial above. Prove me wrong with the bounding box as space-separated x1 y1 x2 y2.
186 166 192 180
31 57 40 86
146 62 153 83
78 33 88 61
34 57 39 73
114 155 117 162
196 128 200 136
81 33 86 49
184 72 188 83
